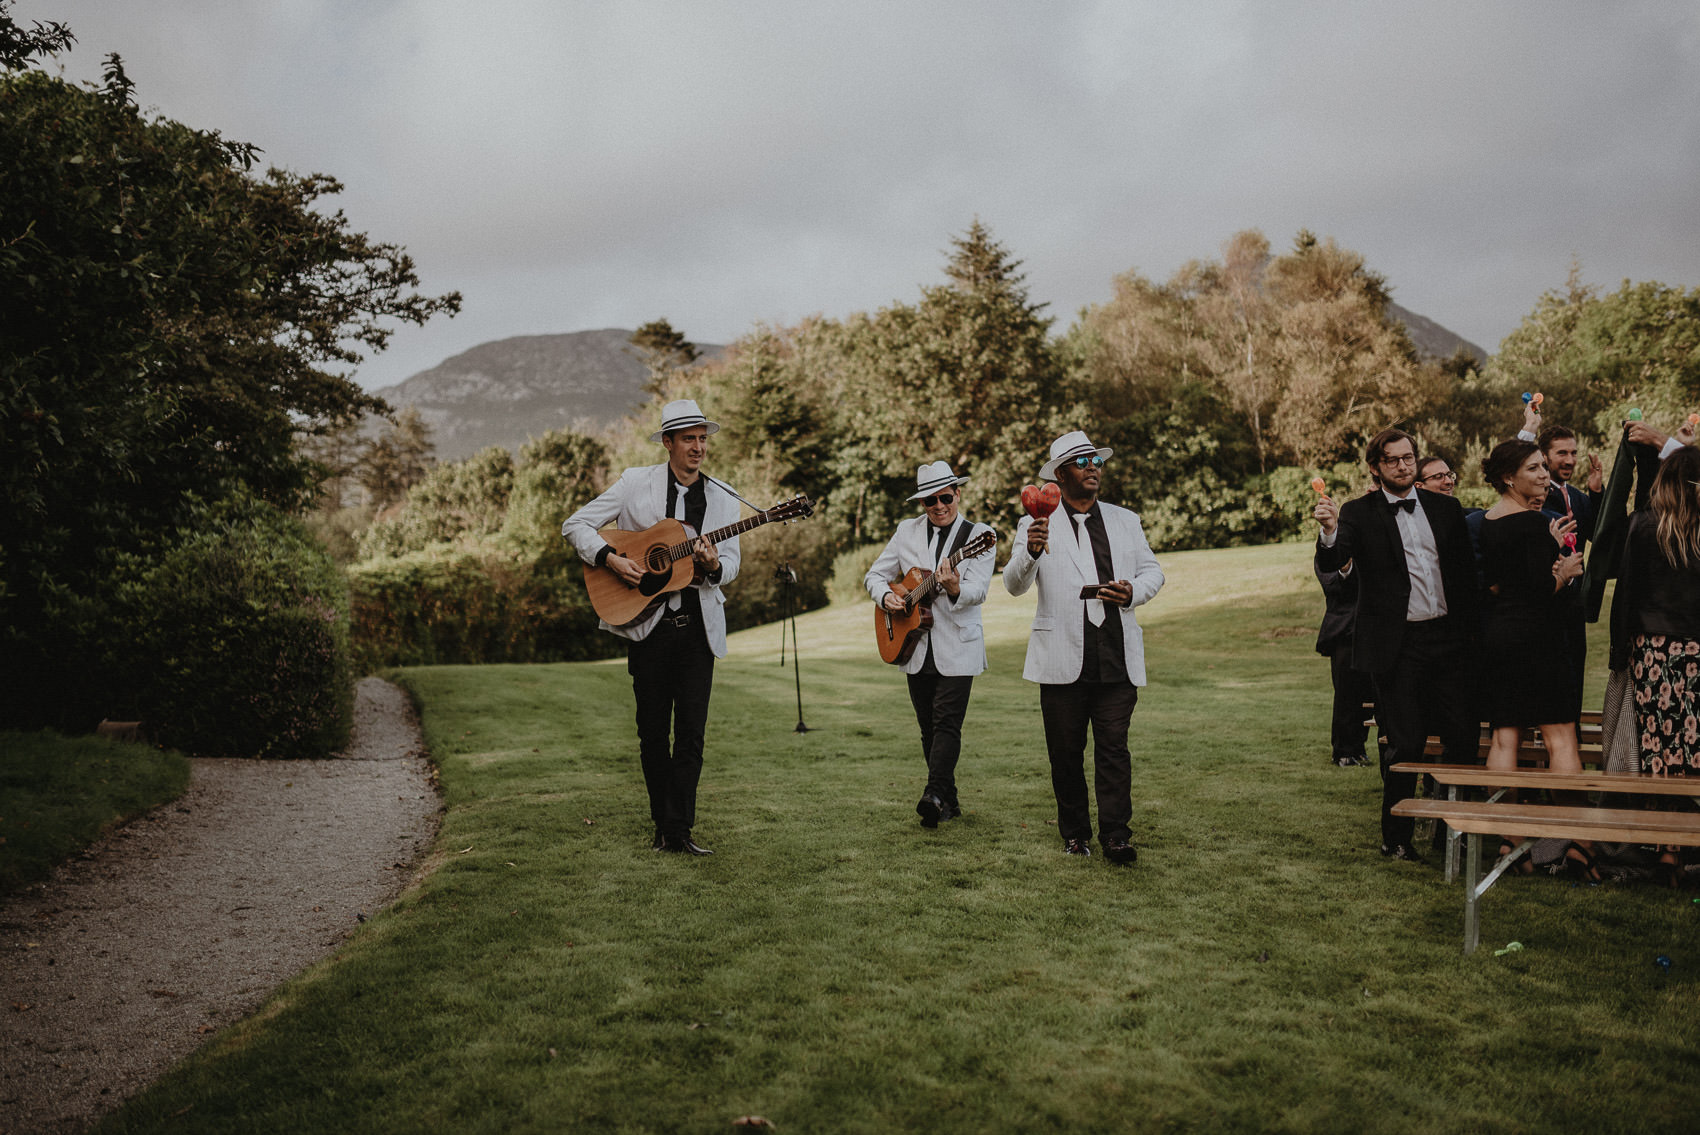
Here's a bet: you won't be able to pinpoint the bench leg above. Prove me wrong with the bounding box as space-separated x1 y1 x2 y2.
1445 785 1461 883
1463 837 1536 955
1464 833 1481 954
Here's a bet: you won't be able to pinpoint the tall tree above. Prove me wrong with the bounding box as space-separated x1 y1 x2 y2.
0 29 459 724
829 220 1070 540
629 318 701 396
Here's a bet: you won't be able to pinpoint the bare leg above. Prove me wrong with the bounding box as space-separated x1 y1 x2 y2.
1486 725 1521 773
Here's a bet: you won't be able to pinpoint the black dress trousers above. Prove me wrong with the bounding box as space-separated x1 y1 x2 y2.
628 616 714 840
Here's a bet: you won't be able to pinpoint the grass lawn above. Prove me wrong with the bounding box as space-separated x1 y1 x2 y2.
103 542 1698 1134
0 730 191 894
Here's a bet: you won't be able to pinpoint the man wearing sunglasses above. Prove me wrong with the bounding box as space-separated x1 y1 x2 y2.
1314 428 1479 863
864 461 996 828
1003 431 1165 864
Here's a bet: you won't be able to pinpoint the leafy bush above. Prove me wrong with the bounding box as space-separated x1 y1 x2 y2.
828 543 886 606
348 547 617 670
105 499 354 759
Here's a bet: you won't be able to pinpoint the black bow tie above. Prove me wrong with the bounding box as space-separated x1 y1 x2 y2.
1391 497 1416 514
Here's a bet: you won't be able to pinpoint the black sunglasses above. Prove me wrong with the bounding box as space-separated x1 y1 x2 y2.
922 492 955 507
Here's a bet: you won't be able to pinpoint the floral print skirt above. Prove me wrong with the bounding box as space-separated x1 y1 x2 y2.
1632 634 1700 776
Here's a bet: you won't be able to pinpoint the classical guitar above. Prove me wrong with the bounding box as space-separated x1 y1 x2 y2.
584 494 814 626
874 530 997 665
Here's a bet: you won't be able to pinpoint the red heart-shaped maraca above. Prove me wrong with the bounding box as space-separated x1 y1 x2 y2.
1021 483 1061 519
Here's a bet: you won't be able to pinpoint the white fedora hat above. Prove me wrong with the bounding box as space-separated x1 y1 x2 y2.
649 398 721 443
906 460 970 502
1038 430 1113 482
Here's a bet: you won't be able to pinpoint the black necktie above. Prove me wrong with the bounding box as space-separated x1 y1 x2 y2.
1392 498 1416 514
931 524 949 562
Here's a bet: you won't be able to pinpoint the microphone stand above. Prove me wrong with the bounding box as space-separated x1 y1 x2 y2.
774 562 810 733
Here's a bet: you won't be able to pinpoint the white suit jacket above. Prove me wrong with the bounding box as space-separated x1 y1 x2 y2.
561 463 742 657
863 515 994 676
1001 502 1164 685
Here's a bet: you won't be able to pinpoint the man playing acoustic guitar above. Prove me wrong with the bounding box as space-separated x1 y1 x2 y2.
562 399 739 856
863 461 996 829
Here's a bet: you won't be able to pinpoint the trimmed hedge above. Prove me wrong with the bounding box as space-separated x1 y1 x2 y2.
348 548 618 670
106 500 354 759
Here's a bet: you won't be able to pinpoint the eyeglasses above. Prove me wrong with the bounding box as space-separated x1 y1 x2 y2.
1380 454 1418 467
1073 455 1105 469
922 493 955 507
1420 471 1457 483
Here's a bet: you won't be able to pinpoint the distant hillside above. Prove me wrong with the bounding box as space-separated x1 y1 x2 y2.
374 310 1480 462
368 329 722 461
1387 301 1486 365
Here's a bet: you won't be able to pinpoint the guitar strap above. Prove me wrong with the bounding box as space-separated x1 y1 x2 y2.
946 518 974 559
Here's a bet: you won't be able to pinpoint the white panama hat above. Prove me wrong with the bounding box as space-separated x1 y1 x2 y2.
1038 430 1113 482
906 460 970 502
649 399 721 443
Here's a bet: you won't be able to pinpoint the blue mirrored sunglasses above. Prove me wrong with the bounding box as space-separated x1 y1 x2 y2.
1073 455 1105 468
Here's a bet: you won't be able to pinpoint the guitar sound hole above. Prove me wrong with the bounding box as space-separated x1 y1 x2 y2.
645 547 670 573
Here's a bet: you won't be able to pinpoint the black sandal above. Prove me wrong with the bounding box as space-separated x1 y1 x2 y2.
1563 843 1603 884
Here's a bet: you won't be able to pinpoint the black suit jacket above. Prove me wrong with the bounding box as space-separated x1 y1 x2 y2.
1314 561 1357 657
1315 488 1479 673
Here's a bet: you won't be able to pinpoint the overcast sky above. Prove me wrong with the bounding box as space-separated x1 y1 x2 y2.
19 1 1700 391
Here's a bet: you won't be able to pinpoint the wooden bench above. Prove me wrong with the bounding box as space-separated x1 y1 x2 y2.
1391 767 1700 953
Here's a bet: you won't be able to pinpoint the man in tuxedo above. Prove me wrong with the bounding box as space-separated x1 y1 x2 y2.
1313 427 1479 862
1004 431 1165 864
864 461 996 828
562 399 740 856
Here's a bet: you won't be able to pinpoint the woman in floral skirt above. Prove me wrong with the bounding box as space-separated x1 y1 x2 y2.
1610 445 1700 887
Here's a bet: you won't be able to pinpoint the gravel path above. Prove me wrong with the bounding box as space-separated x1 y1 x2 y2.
0 678 441 1135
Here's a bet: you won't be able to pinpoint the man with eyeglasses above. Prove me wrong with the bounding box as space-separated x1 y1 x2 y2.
1314 427 1479 862
1415 458 1457 495
865 461 996 828
1004 431 1165 864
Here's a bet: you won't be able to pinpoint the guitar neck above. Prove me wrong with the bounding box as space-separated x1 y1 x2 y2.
910 539 981 604
663 512 776 563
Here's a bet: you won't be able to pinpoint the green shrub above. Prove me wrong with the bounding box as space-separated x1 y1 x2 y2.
347 547 617 670
106 499 354 759
828 542 885 606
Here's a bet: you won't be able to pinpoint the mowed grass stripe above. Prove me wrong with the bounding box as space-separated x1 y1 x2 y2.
102 543 1700 1135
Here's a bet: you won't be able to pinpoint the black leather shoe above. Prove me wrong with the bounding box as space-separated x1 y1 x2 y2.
1064 838 1092 857
651 831 666 851
917 793 944 829
1380 843 1422 862
1103 838 1138 865
1333 754 1368 767
659 835 714 856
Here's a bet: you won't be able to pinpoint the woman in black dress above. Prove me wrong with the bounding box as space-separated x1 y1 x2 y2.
1478 440 1588 872
1610 445 1700 887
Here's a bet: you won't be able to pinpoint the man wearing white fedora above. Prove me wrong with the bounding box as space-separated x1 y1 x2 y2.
1003 431 1165 863
562 399 740 856
864 461 997 828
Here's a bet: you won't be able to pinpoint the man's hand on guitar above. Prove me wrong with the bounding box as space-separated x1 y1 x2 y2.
882 591 906 613
606 553 644 586
690 536 719 579
934 557 960 598
1026 515 1049 557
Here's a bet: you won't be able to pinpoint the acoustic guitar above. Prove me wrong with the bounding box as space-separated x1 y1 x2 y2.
585 494 814 626
874 530 997 665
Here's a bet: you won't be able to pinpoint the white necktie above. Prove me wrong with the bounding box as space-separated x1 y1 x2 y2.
1073 513 1105 627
